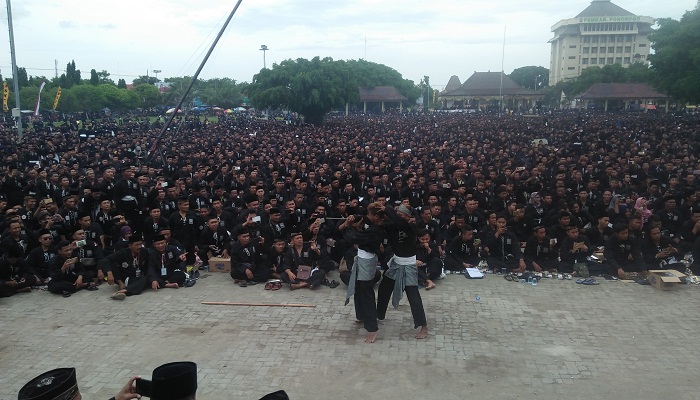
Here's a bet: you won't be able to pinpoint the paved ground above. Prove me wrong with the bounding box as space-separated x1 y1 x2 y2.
2 270 700 400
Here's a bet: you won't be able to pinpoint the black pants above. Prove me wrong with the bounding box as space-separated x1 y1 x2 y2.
418 258 443 282
231 267 270 282
376 273 427 329
280 270 326 287
340 269 381 286
354 279 378 332
153 271 187 286
48 280 77 295
124 276 148 296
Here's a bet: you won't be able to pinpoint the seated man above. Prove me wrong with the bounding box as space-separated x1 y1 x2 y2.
281 231 326 290
99 235 151 300
25 229 57 286
70 227 105 287
268 237 291 279
149 234 188 290
444 225 481 272
0 244 34 297
229 226 270 286
485 214 527 272
198 215 231 268
47 240 89 297
559 225 593 274
604 223 646 279
523 226 558 272
416 229 442 290
642 226 683 270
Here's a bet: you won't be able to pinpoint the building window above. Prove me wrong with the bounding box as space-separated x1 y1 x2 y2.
583 36 591 43
624 57 630 64
582 58 589 65
568 67 576 70
600 47 606 53
608 57 614 64
592 36 599 43
600 36 607 43
599 58 606 65
625 46 632 52
639 43 647 47
569 45 577 48
569 56 576 59
583 47 589 54
615 57 622 64
591 59 598 64
591 47 598 54
617 46 623 52
617 36 624 42
608 47 615 53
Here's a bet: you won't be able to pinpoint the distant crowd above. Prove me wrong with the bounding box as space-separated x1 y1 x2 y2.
2 110 700 298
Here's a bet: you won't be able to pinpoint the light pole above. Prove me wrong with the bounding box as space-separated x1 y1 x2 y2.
259 45 268 69
153 69 161 81
534 74 542 91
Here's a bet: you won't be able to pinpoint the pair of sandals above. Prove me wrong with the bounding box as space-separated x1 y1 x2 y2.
264 281 282 290
238 281 258 287
576 278 600 285
322 279 340 288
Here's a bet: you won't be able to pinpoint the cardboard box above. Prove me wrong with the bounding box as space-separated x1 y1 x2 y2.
209 257 231 273
647 269 686 290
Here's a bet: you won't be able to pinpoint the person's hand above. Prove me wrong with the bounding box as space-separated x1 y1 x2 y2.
75 275 83 288
518 259 526 270
421 242 430 250
245 269 254 280
179 253 187 261
114 376 142 400
617 268 626 279
496 226 507 237
107 271 115 285
310 241 318 251
151 281 160 291
287 270 296 281
5 280 18 288
98 270 105 281
61 259 73 272
416 260 424 267
533 263 543 272
258 236 265 244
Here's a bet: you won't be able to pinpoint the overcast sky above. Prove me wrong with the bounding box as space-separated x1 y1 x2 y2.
0 0 696 89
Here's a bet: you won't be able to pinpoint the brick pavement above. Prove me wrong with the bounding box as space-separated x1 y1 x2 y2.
2 271 700 400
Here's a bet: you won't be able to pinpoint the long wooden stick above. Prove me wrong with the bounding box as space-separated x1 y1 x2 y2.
201 301 316 308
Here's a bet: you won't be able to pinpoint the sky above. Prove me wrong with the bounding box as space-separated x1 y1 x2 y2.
0 0 696 90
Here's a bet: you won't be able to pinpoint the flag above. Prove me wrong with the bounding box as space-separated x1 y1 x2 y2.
2 82 8 112
53 87 62 110
34 81 46 116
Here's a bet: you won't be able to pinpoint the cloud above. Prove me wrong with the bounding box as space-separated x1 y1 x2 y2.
59 20 76 29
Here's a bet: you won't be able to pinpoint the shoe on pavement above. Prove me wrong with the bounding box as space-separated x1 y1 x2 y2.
111 292 126 300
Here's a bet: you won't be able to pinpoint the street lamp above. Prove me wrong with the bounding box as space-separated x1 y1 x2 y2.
153 69 161 81
259 45 268 69
534 74 542 91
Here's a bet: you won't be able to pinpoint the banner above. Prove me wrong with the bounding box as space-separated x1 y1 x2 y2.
53 87 62 110
34 81 46 116
2 82 8 112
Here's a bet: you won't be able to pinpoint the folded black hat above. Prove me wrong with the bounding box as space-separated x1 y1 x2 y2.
18 367 79 400
139 362 197 400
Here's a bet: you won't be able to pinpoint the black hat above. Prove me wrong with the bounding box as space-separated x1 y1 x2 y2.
128 234 143 244
18 367 79 400
259 390 291 400
136 362 197 400
269 207 281 215
153 234 166 242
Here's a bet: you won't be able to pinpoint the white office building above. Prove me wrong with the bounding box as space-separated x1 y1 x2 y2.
549 0 654 84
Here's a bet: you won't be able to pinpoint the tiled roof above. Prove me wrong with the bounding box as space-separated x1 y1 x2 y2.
578 83 668 99
358 86 408 102
576 0 634 18
443 75 462 93
442 72 541 97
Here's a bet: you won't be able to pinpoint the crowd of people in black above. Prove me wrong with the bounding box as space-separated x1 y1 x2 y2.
2 109 700 303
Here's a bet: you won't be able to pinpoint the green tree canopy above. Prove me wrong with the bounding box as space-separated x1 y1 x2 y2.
508 66 549 90
89 69 99 85
249 57 418 124
649 4 700 103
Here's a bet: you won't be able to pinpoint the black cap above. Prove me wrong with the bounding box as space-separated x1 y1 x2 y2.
18 368 79 400
128 234 143 244
153 234 166 242
138 362 197 400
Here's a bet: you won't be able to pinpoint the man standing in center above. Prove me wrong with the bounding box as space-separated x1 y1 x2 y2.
376 204 428 339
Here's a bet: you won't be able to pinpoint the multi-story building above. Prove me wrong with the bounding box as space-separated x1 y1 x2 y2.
549 0 654 85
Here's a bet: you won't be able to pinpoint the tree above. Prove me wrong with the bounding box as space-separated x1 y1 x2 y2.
649 4 700 103
249 57 418 124
508 66 549 90
133 75 158 85
17 67 30 88
97 70 114 85
59 60 81 88
117 79 127 89
90 69 99 85
132 83 161 108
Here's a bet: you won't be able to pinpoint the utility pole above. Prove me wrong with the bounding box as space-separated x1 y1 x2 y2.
259 45 268 69
6 0 23 142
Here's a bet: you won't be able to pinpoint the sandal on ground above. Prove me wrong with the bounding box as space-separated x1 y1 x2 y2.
62 291 72 298
86 283 99 291
271 282 282 291
328 280 339 288
264 282 274 290
239 281 248 287
504 274 514 281
583 278 600 285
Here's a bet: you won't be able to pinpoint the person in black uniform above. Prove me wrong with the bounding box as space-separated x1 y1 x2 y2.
523 226 558 272
376 204 429 340
343 203 386 343
149 234 188 289
559 225 593 274
99 235 151 300
198 215 230 268
229 226 270 286
416 229 442 290
25 228 57 285
168 197 201 266
444 224 481 272
281 231 326 290
485 214 527 273
47 240 89 297
0 244 33 297
604 223 646 279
